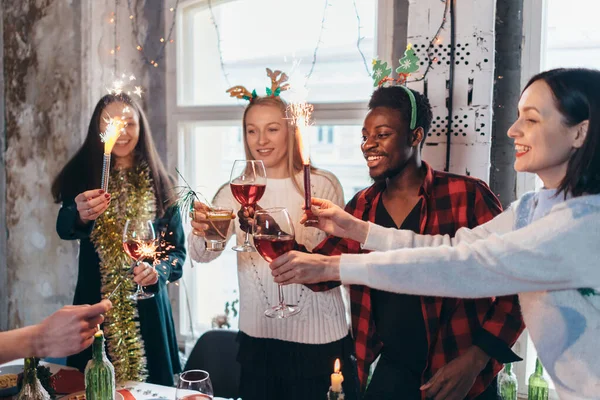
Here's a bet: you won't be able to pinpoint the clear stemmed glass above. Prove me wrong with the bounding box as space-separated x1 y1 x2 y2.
229 159 267 252
122 219 156 300
176 370 214 400
253 207 301 318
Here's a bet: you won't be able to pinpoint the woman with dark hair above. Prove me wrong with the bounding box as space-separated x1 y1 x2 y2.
270 68 600 399
52 93 185 386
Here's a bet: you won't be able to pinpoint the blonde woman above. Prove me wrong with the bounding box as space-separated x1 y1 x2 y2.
188 94 357 399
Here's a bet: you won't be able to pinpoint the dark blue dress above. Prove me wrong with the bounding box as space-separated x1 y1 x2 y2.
56 200 185 386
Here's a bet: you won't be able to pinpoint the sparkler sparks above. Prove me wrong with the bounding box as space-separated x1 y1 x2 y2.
138 240 158 259
100 117 124 154
287 102 314 163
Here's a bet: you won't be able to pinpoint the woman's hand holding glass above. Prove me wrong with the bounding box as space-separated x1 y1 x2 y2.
75 189 111 224
190 201 213 237
190 201 235 252
269 251 341 285
302 197 369 243
132 261 158 286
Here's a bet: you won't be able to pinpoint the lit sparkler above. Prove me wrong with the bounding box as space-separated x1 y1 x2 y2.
287 102 318 223
100 116 125 192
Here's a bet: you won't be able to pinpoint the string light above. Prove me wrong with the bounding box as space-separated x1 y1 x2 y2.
306 0 330 81
407 0 451 83
352 0 371 76
126 0 179 67
207 0 232 88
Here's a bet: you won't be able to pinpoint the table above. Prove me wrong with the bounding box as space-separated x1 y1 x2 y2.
0 360 230 400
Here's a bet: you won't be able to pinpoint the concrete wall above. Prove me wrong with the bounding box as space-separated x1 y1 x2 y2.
0 0 167 329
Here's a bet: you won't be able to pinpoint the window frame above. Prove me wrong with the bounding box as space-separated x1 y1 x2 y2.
166 0 393 349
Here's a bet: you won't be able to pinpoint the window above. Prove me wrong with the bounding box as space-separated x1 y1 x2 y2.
169 0 387 348
515 0 599 397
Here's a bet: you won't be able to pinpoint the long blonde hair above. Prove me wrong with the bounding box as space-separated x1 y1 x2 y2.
242 96 309 195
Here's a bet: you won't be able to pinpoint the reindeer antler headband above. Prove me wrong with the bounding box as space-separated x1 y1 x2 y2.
372 44 420 130
226 68 291 102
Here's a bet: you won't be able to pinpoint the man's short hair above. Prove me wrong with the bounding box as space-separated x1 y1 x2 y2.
368 86 433 148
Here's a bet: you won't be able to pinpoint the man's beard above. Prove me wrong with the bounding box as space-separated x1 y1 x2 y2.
370 160 409 183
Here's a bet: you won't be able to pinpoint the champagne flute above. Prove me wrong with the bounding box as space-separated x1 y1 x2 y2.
176 370 214 400
123 219 157 300
229 159 267 252
253 207 300 318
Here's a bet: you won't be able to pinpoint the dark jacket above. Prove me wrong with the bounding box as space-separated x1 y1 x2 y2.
56 199 185 385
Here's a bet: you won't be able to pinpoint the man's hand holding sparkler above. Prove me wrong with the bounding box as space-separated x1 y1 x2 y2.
75 189 111 224
133 262 159 286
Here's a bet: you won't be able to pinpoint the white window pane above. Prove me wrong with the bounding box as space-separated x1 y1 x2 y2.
544 0 600 70
178 0 376 106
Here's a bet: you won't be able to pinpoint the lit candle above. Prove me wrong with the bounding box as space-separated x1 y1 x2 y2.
331 358 344 393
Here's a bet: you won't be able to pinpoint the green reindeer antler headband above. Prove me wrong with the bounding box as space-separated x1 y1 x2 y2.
372 44 420 130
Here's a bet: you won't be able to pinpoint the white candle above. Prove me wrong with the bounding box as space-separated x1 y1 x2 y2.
331 358 344 392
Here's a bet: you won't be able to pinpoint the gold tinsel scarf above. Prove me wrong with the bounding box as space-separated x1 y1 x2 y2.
90 163 156 382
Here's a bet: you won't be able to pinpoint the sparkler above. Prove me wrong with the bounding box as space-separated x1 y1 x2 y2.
100 75 142 192
99 117 124 192
287 101 318 223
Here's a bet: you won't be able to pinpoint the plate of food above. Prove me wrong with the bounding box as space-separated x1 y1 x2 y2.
67 390 125 400
0 364 23 397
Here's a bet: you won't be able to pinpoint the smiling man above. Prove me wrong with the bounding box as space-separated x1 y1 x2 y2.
299 85 525 400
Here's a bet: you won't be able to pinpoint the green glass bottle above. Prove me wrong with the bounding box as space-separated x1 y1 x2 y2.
528 358 549 400
85 330 116 400
498 363 518 400
16 357 51 400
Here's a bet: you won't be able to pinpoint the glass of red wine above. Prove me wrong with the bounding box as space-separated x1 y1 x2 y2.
176 370 213 400
123 219 157 300
253 207 300 318
229 159 267 252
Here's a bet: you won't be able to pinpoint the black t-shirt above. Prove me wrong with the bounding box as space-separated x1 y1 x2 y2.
367 198 428 398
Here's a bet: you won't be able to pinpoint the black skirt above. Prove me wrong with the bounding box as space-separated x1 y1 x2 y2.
237 331 359 400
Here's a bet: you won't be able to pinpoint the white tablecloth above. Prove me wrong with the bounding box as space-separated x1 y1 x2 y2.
0 360 230 400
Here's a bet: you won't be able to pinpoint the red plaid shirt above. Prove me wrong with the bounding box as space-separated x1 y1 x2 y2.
308 162 525 399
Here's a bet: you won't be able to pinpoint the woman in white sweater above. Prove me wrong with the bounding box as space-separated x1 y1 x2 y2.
188 95 356 399
269 68 600 400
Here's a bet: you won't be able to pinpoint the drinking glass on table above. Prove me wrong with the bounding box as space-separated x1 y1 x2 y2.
253 207 300 318
122 219 157 300
229 159 267 252
176 370 214 400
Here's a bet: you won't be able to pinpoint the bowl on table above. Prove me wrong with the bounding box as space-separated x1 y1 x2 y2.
0 364 23 397
67 391 125 400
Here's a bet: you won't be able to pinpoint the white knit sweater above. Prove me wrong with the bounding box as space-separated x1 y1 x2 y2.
341 191 600 399
189 170 350 344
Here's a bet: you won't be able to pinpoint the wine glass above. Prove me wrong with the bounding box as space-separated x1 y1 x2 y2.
176 370 214 400
229 159 267 252
253 207 300 318
123 219 157 300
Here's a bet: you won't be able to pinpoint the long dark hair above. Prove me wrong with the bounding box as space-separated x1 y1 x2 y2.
52 93 174 217
524 68 600 198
